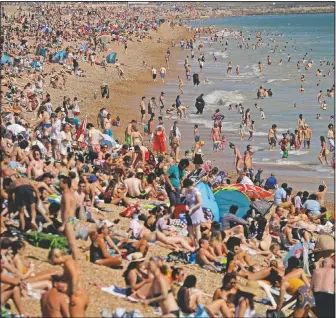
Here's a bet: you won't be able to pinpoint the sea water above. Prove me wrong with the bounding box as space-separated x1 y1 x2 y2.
184 14 335 183
148 13 335 192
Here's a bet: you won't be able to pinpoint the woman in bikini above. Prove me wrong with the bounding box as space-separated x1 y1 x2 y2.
122 253 152 299
144 258 180 317
318 136 329 165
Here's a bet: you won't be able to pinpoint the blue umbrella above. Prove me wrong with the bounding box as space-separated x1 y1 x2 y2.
196 182 220 222
100 134 116 148
1 55 13 65
106 52 117 64
214 188 250 219
283 242 315 269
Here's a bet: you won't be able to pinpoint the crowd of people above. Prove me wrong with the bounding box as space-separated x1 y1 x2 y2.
0 3 335 318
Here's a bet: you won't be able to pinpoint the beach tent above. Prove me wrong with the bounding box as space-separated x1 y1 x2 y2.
106 52 117 64
214 188 250 218
53 51 66 62
1 55 13 65
196 182 220 222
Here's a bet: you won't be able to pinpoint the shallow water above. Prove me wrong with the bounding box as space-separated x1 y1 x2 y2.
148 13 335 193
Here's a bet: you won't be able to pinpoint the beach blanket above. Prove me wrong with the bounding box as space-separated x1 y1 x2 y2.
100 285 140 302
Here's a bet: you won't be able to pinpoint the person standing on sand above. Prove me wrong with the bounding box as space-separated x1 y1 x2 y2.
125 120 136 146
229 143 243 173
140 96 146 124
160 66 166 83
87 123 104 153
148 97 157 117
268 124 277 151
48 249 89 317
244 144 254 179
151 67 157 82
159 92 165 114
178 76 184 94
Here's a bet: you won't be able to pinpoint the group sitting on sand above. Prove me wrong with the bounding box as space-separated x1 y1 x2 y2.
0 3 335 318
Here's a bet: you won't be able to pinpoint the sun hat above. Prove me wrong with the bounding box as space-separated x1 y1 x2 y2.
237 280 260 296
88 174 98 182
127 252 146 263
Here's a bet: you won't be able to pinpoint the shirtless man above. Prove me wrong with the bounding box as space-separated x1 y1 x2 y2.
131 144 148 168
87 123 104 153
303 124 312 149
178 76 184 94
27 148 45 180
49 249 89 317
315 181 327 205
124 172 146 199
131 127 143 146
103 113 112 136
268 124 277 150
229 143 243 173
8 177 40 231
41 275 70 318
125 120 137 146
196 238 221 272
160 66 166 83
317 90 323 103
58 176 78 260
139 96 146 123
243 145 254 178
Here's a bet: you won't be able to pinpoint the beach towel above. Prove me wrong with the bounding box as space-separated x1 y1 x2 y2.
100 285 140 302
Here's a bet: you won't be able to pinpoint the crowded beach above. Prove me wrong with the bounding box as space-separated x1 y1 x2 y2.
0 3 335 318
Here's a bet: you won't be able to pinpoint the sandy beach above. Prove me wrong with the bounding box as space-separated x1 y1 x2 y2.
1 3 335 318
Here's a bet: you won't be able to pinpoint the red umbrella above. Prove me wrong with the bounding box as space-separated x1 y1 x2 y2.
226 184 272 199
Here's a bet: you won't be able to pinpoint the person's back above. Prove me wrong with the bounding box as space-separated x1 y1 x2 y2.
303 199 320 215
265 176 277 189
124 177 141 197
274 187 286 205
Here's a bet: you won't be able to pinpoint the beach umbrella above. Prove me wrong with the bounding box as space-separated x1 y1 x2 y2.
283 242 314 274
1 55 13 65
100 134 116 148
6 123 26 135
76 117 87 143
214 188 250 219
225 184 272 199
106 52 117 64
196 181 220 222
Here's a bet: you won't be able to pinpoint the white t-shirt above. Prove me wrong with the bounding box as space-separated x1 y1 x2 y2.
51 119 61 140
274 187 287 205
240 176 254 185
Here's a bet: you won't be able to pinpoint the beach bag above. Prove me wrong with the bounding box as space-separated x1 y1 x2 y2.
167 251 189 264
26 232 69 250
119 205 140 218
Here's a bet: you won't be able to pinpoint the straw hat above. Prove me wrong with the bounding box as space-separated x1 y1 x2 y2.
127 252 146 263
237 280 260 296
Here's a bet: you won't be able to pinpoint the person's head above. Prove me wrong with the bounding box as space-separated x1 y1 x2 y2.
296 191 303 198
281 183 287 189
199 238 209 249
178 158 189 170
270 243 280 254
171 267 184 282
302 191 309 198
59 175 71 190
271 124 277 129
229 205 239 215
48 248 66 265
320 136 325 143
148 257 160 274
10 240 25 255
275 206 285 217
183 275 197 288
229 142 235 149
318 185 325 192
194 124 198 129
286 256 301 272
309 194 317 201
33 148 42 160
221 272 237 290
51 275 68 293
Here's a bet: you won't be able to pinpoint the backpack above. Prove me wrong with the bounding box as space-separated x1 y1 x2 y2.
26 232 69 250
167 251 189 264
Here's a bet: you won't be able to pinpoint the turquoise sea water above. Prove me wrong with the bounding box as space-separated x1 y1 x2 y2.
181 13 335 182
